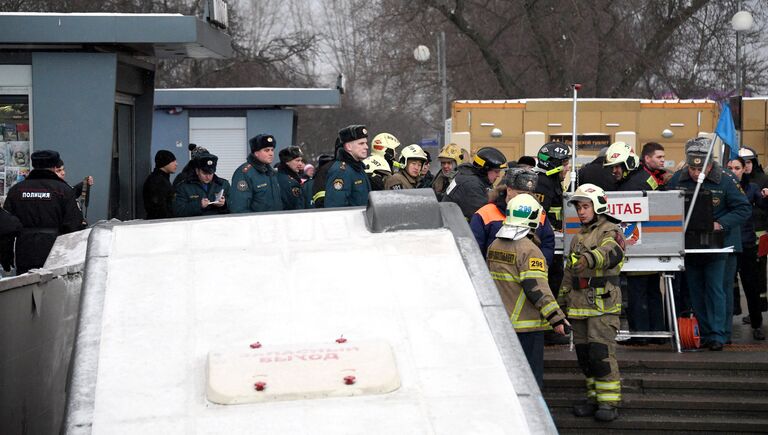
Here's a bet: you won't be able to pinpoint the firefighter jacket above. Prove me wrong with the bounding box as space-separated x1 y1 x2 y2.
324 149 371 208
442 164 492 220
559 215 625 319
577 157 617 191
432 170 455 201
276 163 305 210
487 234 567 332
367 173 387 192
616 164 665 192
533 172 565 231
384 170 419 190
310 160 334 208
668 162 751 252
172 175 230 217
229 155 283 214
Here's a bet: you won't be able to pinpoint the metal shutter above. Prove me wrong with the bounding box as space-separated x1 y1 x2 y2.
189 117 247 183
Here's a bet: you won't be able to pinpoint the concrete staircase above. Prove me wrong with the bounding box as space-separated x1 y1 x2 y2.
543 346 768 434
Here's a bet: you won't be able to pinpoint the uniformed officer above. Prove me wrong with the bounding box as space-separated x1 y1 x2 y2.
559 183 625 422
533 141 572 231
173 153 230 217
384 144 428 190
603 141 665 344
432 143 463 201
229 134 282 213
3 150 86 274
487 193 569 389
668 138 751 351
324 125 371 208
370 132 400 175
306 153 334 208
276 146 305 210
363 154 392 192
443 146 507 220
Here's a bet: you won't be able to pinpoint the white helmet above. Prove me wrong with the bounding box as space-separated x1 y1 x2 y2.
497 194 542 240
603 141 639 172
371 133 400 157
569 183 609 215
398 144 428 166
363 154 392 175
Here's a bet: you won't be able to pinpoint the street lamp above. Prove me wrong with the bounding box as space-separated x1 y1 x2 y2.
414 32 448 147
731 10 753 96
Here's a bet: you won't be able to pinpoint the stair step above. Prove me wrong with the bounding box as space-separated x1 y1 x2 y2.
550 408 768 433
545 392 768 413
544 372 768 396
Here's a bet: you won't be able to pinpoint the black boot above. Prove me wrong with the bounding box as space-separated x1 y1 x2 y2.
572 399 598 417
594 403 619 422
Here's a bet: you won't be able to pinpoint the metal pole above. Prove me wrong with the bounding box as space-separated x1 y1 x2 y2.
570 84 581 192
439 31 448 148
683 135 719 232
736 31 741 96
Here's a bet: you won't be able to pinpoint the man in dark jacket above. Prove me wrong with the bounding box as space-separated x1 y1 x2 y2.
4 150 86 274
229 134 283 213
173 153 230 217
143 150 177 219
577 147 616 191
276 146 305 210
324 125 371 208
443 147 507 220
533 142 571 231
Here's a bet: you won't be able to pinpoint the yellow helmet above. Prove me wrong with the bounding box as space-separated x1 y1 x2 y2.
603 141 639 172
438 143 463 165
569 183 609 215
363 154 392 175
371 133 400 157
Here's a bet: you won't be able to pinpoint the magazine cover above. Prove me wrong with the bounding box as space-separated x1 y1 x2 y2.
16 123 29 141
5 167 19 194
7 141 30 168
0 142 6 170
1 123 16 141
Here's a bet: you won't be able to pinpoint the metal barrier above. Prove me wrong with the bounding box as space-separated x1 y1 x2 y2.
564 190 685 352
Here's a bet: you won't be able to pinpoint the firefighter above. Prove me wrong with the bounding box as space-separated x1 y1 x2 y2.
577 147 617 191
229 134 282 213
417 151 434 188
443 146 507 220
385 144 428 190
307 153 335 208
533 141 572 231
603 141 666 344
488 193 569 389
363 154 392 191
3 150 86 274
173 153 230 217
370 132 400 174
324 125 371 208
433 143 463 201
559 183 625 422
276 146 305 210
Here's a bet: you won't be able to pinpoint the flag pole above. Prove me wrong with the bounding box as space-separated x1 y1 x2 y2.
683 135 720 232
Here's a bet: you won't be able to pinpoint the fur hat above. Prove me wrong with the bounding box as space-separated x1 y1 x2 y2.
31 150 60 169
249 134 276 152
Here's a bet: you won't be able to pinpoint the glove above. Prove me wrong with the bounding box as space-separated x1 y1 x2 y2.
573 255 589 274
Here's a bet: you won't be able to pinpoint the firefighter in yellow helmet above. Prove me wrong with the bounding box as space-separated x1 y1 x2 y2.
559 183 625 422
384 144 428 190
370 132 400 173
433 143 463 200
363 154 392 191
487 193 569 389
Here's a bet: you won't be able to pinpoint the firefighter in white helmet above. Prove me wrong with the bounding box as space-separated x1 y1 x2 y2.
370 132 400 174
487 193 569 389
385 144 428 190
363 154 392 191
433 143 463 200
560 183 625 422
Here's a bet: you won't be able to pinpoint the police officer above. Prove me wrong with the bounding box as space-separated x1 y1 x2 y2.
559 183 625 422
173 153 230 217
363 154 392 192
173 143 208 187
324 125 371 208
4 150 86 274
603 141 665 344
276 146 305 210
488 193 569 389
443 146 507 220
230 134 282 213
533 141 572 231
385 144 428 190
668 138 751 351
433 143 463 201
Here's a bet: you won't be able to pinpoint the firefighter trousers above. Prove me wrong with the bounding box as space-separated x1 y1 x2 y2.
571 315 621 405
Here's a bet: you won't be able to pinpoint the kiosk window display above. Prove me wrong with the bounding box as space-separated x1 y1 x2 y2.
0 94 32 204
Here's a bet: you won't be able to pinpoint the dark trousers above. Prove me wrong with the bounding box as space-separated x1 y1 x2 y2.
626 274 665 332
517 331 545 390
737 245 763 328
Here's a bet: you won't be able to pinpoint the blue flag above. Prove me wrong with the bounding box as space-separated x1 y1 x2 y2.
715 102 739 157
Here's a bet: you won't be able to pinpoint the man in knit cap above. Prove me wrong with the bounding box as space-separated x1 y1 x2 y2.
143 150 177 219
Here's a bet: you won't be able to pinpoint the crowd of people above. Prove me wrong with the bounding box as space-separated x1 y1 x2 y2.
2 124 767 423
